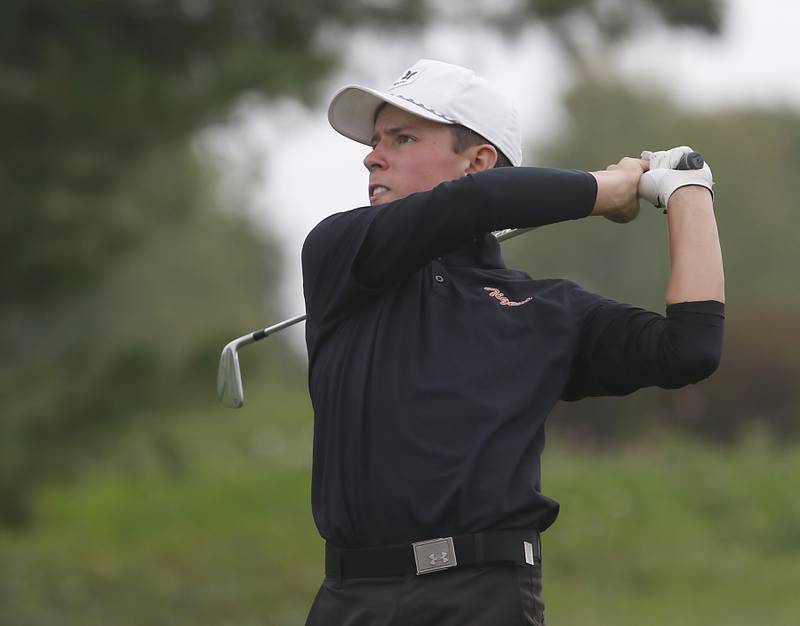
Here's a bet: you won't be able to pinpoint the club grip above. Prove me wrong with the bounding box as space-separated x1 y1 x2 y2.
676 151 704 170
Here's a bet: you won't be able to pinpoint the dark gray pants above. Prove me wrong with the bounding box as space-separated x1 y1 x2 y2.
305 562 545 626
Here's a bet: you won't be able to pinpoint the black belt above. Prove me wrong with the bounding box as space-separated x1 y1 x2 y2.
325 529 541 579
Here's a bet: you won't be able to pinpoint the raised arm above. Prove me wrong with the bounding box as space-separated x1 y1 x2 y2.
302 167 597 329
664 186 724 304
562 148 724 400
587 151 724 304
351 167 598 288
638 146 723 305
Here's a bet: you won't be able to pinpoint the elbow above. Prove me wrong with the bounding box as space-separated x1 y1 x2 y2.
662 343 723 388
685 347 722 383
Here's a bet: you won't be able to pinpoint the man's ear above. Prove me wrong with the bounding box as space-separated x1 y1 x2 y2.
465 144 498 173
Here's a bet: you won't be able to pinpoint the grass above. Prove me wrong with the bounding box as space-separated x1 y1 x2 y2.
2 383 799 625
542 438 800 625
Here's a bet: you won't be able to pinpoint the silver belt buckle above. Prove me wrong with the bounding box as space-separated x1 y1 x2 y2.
412 537 457 575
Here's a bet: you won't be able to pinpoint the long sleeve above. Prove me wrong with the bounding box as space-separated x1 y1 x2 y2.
561 294 725 400
302 167 596 330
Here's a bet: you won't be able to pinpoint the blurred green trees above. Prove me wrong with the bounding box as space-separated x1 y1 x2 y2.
0 0 431 308
1 0 429 526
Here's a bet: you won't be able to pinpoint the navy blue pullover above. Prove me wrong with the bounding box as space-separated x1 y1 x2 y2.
302 167 724 548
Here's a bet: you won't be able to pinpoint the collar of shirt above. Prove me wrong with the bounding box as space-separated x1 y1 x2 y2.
440 233 507 269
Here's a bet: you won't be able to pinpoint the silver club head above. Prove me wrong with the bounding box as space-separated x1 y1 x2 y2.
216 314 307 409
217 341 245 408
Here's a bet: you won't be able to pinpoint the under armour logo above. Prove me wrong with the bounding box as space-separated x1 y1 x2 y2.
413 537 457 574
428 551 450 566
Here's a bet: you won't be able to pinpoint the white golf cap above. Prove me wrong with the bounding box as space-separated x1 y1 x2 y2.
328 59 522 166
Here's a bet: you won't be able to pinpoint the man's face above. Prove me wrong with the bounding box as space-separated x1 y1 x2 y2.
365 105 469 205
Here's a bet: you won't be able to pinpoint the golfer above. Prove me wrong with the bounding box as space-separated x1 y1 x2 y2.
301 59 724 625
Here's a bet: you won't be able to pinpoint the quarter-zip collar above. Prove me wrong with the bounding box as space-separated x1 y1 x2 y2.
440 233 507 269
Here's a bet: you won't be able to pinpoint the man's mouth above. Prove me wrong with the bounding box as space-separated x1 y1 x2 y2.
369 184 390 201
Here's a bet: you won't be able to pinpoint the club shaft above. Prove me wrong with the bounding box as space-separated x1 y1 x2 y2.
493 227 533 243
251 313 307 342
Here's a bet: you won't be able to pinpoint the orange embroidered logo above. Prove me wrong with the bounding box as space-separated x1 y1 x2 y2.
483 287 533 307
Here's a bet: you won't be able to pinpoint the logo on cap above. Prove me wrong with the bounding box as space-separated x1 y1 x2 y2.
391 67 424 89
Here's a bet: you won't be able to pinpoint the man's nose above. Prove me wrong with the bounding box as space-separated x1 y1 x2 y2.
364 143 387 171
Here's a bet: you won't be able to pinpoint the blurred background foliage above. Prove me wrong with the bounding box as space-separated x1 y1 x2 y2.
1 0 798 625
1 0 426 526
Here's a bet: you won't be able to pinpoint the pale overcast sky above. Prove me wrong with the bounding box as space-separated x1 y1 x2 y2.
203 0 800 352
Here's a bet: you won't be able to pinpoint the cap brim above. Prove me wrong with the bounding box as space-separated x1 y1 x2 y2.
328 85 455 147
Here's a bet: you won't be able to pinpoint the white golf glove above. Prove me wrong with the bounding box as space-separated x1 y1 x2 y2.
638 145 714 209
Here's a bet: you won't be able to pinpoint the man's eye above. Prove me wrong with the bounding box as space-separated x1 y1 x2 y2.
398 135 415 144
